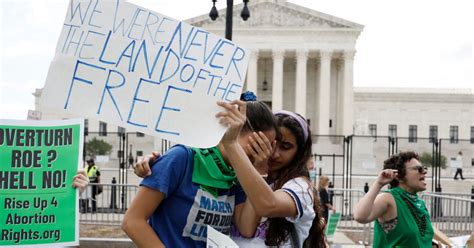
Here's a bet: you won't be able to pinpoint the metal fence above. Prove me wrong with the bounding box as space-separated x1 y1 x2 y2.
313 135 474 200
328 188 372 245
421 192 474 237
77 185 374 243
433 191 474 201
79 183 139 225
326 188 474 245
78 184 473 245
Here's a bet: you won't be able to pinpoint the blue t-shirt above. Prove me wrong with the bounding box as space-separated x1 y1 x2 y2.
140 145 246 247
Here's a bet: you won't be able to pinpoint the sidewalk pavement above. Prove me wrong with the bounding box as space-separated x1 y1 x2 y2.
78 230 364 248
328 231 366 248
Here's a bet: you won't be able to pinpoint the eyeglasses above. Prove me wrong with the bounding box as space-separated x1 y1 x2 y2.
408 165 428 174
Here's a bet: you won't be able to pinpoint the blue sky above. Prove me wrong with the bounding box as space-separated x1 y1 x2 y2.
1 0 472 120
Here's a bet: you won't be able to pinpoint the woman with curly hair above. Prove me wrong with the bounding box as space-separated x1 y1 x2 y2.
353 151 451 247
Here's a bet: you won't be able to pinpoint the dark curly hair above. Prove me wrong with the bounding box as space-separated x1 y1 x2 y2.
383 151 419 187
265 113 326 248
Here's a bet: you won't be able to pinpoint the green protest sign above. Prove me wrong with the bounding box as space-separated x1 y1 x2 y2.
325 212 341 238
0 119 83 247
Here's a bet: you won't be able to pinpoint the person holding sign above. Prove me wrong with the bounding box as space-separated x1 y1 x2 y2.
133 106 327 247
0 119 90 247
220 108 326 247
353 152 451 247
73 170 89 193
122 98 278 247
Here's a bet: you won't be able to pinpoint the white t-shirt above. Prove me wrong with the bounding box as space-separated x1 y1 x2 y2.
232 177 315 247
456 155 463 168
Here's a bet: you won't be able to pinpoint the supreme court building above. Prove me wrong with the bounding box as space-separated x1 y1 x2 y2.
35 0 473 180
188 0 363 137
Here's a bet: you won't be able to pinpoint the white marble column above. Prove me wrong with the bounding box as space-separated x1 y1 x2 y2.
246 49 259 93
295 49 308 116
342 50 355 135
317 50 332 135
271 49 285 111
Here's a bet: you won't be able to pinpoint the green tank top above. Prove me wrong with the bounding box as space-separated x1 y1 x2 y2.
373 187 434 248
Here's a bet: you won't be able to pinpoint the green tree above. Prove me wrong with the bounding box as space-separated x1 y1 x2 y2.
85 138 113 157
419 152 447 169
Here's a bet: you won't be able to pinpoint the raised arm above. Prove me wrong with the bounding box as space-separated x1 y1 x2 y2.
354 169 397 223
217 100 299 219
122 187 166 248
233 200 261 237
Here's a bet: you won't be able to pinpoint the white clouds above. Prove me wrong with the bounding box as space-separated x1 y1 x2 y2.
1 1 64 58
0 102 31 120
290 0 472 88
3 41 55 58
441 42 472 61
0 79 39 92
25 1 68 27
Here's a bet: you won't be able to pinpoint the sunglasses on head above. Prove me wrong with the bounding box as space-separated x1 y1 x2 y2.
408 165 428 174
246 119 256 133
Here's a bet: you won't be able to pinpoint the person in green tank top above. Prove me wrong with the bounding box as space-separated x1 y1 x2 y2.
354 152 436 248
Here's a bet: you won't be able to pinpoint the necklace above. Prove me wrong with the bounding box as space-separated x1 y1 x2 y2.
396 187 428 237
401 196 427 236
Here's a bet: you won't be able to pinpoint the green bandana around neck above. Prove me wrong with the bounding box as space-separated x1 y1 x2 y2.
191 147 237 198
392 186 429 236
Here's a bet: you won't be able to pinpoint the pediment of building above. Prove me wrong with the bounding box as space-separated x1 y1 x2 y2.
186 0 363 31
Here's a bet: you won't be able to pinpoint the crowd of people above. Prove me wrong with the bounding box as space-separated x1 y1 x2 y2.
63 105 456 248
117 92 450 247
29 90 456 248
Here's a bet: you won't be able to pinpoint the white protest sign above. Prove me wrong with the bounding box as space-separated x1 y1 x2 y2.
206 225 239 248
41 0 250 148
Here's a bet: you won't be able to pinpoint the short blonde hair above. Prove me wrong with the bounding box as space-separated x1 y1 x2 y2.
318 175 329 191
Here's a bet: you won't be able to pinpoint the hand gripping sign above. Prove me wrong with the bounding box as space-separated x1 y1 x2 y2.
41 0 250 148
0 119 83 247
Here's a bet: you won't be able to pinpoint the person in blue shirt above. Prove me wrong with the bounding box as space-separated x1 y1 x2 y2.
134 106 327 247
122 96 277 248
